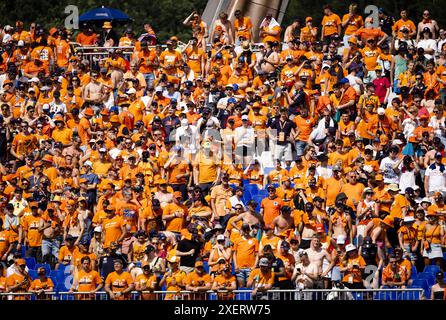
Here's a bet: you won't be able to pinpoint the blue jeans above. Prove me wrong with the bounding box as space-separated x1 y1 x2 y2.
42 238 61 259
236 268 252 284
295 141 307 157
143 73 155 89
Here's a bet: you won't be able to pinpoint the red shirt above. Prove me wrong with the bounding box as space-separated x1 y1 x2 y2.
372 77 390 103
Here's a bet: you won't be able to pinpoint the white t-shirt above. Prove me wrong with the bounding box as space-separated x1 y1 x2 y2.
417 39 437 60
425 163 446 193
399 168 416 193
174 125 199 154
379 156 400 184
234 126 255 148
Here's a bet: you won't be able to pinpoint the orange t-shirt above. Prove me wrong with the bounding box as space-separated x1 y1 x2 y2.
75 269 103 292
342 14 363 35
322 14 341 36
261 197 284 226
105 271 134 298
102 215 125 248
234 236 259 268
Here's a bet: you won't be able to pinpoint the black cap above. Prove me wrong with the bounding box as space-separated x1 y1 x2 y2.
336 192 348 201
313 196 324 202
436 271 444 278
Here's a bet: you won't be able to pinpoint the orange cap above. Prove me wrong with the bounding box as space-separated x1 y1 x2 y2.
42 155 53 163
110 115 120 123
16 259 26 266
195 260 204 268
84 108 94 117
54 115 64 122
173 191 182 198
348 37 357 45
29 202 39 208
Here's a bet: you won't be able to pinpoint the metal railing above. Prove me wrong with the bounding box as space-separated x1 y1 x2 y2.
0 288 425 301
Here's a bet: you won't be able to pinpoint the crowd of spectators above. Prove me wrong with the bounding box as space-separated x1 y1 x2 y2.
0 4 446 300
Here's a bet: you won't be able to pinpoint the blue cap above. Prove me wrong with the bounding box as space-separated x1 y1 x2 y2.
216 53 223 59
110 106 119 114
339 78 349 85
184 81 193 87
183 90 191 95
173 145 182 152
171 98 177 104
228 97 237 104
232 84 239 92
378 8 384 13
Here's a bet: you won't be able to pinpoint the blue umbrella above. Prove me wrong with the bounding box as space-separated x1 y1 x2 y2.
79 6 132 23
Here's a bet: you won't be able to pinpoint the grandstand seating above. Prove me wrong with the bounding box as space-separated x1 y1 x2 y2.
423 265 441 275
25 257 36 270
410 265 417 279
417 273 436 286
28 270 38 280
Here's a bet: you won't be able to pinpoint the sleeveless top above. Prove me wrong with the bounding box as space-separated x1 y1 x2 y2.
394 55 407 80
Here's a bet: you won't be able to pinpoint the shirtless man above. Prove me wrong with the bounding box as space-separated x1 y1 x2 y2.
298 202 323 249
423 137 444 168
62 136 83 159
230 201 263 230
284 20 300 43
41 205 64 268
328 200 353 243
272 206 294 235
212 12 234 45
83 70 105 106
305 236 331 288
260 41 279 74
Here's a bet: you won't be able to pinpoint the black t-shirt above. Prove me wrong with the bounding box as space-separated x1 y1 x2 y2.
99 253 128 279
271 257 285 286
269 119 296 146
177 238 202 267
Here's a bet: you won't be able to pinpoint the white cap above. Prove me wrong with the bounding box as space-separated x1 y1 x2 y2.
42 104 50 110
83 161 93 167
94 226 102 232
17 40 24 47
363 187 374 193
28 88 35 93
377 107 385 115
392 139 403 145
3 25 12 31
127 87 136 95
89 138 96 143
421 197 432 204
40 86 50 91
217 234 225 241
336 235 346 245
322 63 331 69
242 115 249 121
365 145 374 150
403 216 415 223
155 86 163 92
2 34 11 44
412 185 420 191
99 148 107 153
181 118 189 127
345 244 357 252
30 77 40 83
